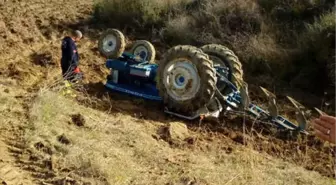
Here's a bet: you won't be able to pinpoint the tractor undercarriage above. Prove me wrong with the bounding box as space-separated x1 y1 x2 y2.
96 29 325 137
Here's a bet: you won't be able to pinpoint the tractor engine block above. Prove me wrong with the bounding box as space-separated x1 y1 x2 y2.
106 58 158 87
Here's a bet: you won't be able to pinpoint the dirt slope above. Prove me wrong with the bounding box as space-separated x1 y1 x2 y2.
0 0 106 89
0 0 335 184
0 0 101 184
0 83 36 184
19 89 336 184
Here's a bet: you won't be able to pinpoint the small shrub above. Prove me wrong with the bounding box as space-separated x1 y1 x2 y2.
299 10 335 87
163 0 263 44
93 0 192 28
163 14 197 44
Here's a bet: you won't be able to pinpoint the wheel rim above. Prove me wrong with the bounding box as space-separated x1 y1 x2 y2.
102 34 117 53
163 58 200 101
133 45 148 61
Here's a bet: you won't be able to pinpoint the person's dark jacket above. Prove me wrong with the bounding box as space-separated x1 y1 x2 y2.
61 36 79 74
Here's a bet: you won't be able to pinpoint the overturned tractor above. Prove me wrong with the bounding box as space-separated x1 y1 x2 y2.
97 29 316 135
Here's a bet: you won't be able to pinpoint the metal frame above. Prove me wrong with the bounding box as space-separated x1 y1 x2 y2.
104 52 310 135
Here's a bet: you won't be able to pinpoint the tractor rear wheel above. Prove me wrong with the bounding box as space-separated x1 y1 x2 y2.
200 44 244 94
157 45 217 113
129 40 156 63
98 29 126 58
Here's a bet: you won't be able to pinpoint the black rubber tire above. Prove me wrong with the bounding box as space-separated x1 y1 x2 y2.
157 45 217 113
200 44 244 94
98 29 126 58
129 40 156 63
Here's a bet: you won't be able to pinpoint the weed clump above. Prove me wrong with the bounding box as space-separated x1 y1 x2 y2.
93 0 192 28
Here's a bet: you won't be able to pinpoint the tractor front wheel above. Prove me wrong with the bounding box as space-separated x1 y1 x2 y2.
98 29 126 59
129 40 156 63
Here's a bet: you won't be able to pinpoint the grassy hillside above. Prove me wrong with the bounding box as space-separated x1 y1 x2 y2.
94 0 335 110
15 82 336 184
0 0 335 184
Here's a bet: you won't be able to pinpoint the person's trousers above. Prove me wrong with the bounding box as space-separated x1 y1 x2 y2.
61 62 82 82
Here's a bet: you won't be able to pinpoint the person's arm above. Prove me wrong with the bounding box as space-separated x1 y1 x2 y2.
69 41 79 67
312 115 336 144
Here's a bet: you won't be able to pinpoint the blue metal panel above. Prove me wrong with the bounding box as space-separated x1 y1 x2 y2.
106 59 128 71
105 80 162 101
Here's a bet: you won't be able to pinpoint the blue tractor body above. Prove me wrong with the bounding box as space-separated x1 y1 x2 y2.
104 52 308 135
105 53 162 101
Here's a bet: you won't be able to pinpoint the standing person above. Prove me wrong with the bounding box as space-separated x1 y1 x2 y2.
61 30 83 82
312 114 336 144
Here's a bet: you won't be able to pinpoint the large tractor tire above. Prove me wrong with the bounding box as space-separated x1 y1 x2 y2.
157 45 217 113
129 40 156 63
98 29 126 58
200 44 244 94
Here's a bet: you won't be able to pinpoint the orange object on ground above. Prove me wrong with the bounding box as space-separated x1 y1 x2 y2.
74 67 80 73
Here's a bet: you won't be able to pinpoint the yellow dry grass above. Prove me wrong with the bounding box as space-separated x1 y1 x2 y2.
94 0 193 25
21 82 335 185
0 0 334 184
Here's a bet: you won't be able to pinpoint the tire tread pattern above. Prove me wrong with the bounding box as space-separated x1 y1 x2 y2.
157 45 217 113
98 29 126 59
201 44 244 92
129 40 156 63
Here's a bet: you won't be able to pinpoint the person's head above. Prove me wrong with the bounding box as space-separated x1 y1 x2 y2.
71 30 83 42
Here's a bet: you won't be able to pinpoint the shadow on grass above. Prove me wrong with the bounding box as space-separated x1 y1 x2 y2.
75 81 183 124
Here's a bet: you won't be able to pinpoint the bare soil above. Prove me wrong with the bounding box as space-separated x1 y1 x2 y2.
0 0 334 184
78 86 335 178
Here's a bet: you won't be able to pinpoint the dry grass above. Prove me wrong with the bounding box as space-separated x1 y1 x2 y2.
163 0 262 43
94 0 193 27
21 81 335 184
160 0 288 77
93 0 335 99
0 0 334 184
